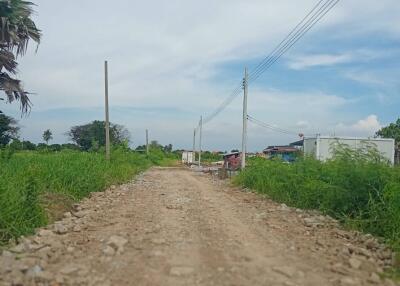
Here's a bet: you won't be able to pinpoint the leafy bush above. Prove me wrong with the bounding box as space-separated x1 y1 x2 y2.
235 146 400 251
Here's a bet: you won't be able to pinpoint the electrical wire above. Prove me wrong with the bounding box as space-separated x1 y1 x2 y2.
202 83 243 124
196 0 340 129
248 0 326 81
249 0 339 83
247 115 301 136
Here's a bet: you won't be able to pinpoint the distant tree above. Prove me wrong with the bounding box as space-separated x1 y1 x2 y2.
163 144 173 153
9 138 22 150
135 145 146 151
61 143 79 150
36 143 47 150
22 140 35 150
49 144 61 152
0 0 41 113
376 118 400 145
67 120 130 151
9 138 36 151
0 111 19 146
150 140 161 149
376 118 400 163
42 129 53 145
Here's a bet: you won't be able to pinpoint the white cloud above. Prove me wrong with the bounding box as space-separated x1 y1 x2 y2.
288 53 352 70
334 115 382 137
16 0 399 109
352 115 382 132
287 48 399 70
343 67 400 88
344 70 386 86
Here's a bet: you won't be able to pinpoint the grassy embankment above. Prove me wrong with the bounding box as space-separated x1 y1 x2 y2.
235 144 400 257
0 147 178 244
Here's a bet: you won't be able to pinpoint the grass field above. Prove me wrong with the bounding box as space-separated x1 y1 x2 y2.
235 146 400 254
0 147 177 244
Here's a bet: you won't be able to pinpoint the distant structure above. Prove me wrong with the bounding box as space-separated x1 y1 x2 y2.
223 152 241 170
293 136 395 164
263 146 299 162
182 151 195 164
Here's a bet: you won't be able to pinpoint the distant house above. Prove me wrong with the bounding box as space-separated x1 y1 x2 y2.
223 152 241 170
263 145 299 162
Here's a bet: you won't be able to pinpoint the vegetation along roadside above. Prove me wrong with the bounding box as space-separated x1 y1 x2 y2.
234 144 400 275
0 118 180 245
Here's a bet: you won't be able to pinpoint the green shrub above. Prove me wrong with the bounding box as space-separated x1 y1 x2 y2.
235 149 400 251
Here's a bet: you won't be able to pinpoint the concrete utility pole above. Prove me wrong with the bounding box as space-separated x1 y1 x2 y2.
104 60 111 161
241 67 248 169
146 129 149 156
198 116 203 167
193 128 196 163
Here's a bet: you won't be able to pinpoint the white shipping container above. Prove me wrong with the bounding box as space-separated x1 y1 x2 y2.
303 136 395 164
182 151 195 164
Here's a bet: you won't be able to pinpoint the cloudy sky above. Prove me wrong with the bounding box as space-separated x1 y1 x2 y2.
2 0 400 151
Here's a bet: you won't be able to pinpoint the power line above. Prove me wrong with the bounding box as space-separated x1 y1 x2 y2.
247 116 295 135
247 115 301 136
249 0 339 83
202 83 243 124
196 0 340 127
248 0 326 81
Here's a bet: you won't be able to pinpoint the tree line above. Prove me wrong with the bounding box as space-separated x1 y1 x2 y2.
0 111 178 153
0 112 126 151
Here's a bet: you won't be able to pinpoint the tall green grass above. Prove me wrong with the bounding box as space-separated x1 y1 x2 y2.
0 148 152 244
235 145 400 251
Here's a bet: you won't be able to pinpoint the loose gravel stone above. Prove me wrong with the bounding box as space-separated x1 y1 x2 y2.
54 223 68 234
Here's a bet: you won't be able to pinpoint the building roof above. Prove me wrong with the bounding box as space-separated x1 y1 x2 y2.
263 146 298 153
290 140 304 147
223 152 240 158
304 136 395 142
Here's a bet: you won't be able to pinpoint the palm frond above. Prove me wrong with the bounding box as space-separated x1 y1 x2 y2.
0 72 31 113
0 0 40 113
0 49 17 73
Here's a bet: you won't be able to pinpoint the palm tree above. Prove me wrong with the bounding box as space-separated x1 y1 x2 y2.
0 0 41 113
42 129 52 145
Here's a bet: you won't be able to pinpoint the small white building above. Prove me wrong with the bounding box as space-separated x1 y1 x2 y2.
303 136 395 164
181 151 195 164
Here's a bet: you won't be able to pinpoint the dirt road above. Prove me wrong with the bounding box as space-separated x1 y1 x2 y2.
0 167 398 286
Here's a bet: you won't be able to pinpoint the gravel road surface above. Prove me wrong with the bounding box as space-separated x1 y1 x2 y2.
0 167 398 286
